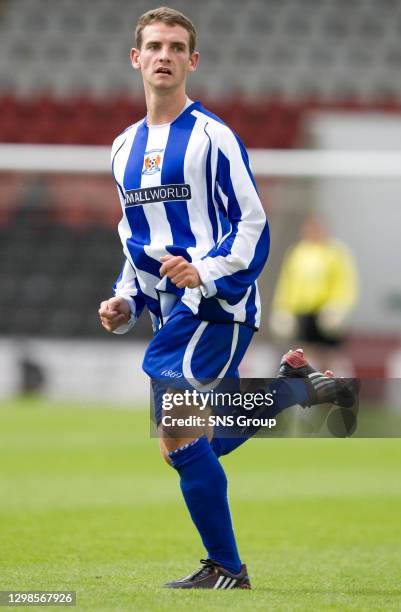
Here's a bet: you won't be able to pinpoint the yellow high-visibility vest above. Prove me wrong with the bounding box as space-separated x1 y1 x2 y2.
272 240 358 315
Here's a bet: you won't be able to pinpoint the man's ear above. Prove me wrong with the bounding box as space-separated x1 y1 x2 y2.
188 51 200 73
131 47 141 70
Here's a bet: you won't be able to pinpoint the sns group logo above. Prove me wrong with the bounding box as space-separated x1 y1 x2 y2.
142 149 164 175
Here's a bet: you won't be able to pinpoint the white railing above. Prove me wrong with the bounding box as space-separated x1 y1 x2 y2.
1 144 401 176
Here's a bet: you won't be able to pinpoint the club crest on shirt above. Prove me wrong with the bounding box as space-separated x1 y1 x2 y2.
142 149 164 175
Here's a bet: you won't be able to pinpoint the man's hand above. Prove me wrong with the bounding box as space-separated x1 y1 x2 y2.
98 296 131 332
159 255 201 289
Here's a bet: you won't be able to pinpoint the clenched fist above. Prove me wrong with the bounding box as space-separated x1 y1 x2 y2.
98 296 131 332
159 255 201 289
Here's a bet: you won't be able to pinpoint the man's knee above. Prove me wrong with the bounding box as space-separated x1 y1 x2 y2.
159 438 173 466
157 387 214 466
158 435 200 466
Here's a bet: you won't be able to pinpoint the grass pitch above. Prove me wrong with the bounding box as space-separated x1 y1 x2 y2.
1 397 401 611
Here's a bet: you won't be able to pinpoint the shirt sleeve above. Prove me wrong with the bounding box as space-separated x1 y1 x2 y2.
111 258 146 334
192 126 270 301
328 242 359 310
271 247 296 313
109 134 146 334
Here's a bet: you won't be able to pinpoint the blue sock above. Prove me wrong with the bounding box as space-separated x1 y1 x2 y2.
169 436 242 574
211 378 310 458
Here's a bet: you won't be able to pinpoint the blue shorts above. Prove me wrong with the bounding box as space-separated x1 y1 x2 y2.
142 303 254 425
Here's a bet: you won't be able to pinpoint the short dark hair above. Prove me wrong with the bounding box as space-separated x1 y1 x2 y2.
135 7 197 55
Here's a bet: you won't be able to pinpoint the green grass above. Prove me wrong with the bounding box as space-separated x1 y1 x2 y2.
1 396 401 611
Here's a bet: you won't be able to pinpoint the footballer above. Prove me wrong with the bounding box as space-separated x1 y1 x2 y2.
98 7 357 589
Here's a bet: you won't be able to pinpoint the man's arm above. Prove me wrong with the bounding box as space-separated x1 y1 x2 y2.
159 128 269 297
317 242 359 336
99 295 132 333
192 127 269 300
159 254 201 289
99 258 146 334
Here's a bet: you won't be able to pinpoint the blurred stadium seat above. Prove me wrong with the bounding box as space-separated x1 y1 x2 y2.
1 0 401 146
0 0 400 359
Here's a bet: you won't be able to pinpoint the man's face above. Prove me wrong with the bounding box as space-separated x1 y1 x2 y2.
131 22 199 92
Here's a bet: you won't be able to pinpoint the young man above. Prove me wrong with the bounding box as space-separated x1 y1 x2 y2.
98 7 357 589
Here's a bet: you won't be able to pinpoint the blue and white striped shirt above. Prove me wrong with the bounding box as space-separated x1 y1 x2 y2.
111 99 270 332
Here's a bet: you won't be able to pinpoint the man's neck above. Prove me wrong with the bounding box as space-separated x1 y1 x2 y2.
145 89 189 126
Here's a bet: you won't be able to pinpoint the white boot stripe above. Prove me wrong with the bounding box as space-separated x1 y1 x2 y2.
315 380 331 389
227 578 237 589
214 575 225 589
222 577 232 588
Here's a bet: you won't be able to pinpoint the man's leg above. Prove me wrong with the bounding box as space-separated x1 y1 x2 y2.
145 312 254 587
159 426 242 575
211 349 359 458
210 375 310 458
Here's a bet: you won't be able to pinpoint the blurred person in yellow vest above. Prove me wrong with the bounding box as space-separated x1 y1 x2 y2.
270 214 358 375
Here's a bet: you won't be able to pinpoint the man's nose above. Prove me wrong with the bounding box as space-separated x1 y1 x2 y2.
159 46 171 62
